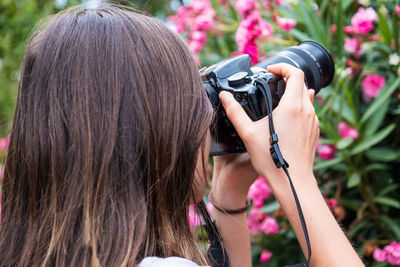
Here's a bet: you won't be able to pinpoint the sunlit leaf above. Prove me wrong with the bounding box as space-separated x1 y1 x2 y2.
350 124 395 155
360 77 400 124
366 148 400 162
374 197 400 209
378 11 392 47
382 215 400 239
336 137 353 150
314 157 343 170
347 172 361 188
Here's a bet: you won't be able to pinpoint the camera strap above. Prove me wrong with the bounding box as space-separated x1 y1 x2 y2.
255 78 311 267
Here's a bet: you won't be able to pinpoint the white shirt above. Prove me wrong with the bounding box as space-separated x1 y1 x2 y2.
138 256 210 267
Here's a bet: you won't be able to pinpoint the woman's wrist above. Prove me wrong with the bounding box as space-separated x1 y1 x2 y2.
262 167 316 193
209 191 251 215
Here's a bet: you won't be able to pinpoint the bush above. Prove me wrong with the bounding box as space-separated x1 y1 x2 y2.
0 0 399 266
168 0 400 266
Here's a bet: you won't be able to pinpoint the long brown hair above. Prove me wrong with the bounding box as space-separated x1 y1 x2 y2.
0 5 214 266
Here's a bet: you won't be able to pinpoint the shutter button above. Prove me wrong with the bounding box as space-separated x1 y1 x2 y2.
228 72 248 87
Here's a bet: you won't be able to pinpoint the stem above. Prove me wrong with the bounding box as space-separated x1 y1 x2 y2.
357 174 390 238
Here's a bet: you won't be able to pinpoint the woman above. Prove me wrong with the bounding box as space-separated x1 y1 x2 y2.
0 5 364 267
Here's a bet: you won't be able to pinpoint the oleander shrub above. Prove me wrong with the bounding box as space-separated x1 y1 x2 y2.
0 0 399 266
169 0 400 266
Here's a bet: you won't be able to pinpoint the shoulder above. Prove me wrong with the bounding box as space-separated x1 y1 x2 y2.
138 256 210 267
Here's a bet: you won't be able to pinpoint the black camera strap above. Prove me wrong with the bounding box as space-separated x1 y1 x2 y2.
255 78 311 267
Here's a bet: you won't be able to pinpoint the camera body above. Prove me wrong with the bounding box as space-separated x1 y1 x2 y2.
203 41 335 156
204 55 285 155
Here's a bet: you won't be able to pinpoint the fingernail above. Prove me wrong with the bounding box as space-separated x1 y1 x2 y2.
219 91 229 102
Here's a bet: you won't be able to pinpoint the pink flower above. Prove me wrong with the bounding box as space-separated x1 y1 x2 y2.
264 0 280 10
242 42 259 63
191 0 211 13
248 176 272 208
188 31 207 52
248 208 266 235
344 38 361 58
385 242 400 266
327 198 338 209
260 250 273 263
235 11 273 63
344 25 354 34
194 14 214 31
235 0 256 17
373 242 400 265
338 122 359 140
373 248 387 262
260 21 273 37
167 0 216 50
235 15 259 61
259 216 279 235
362 74 386 101
326 198 339 216
351 7 377 34
317 144 336 160
188 204 201 231
276 16 297 31
396 6 400 16
190 30 207 44
0 135 10 152
330 24 337 33
189 40 204 53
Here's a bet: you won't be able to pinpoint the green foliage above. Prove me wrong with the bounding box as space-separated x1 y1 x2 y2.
0 0 82 135
170 0 400 265
1 0 399 266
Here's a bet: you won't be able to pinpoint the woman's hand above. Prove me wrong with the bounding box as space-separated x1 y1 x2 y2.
215 63 364 267
208 64 319 267
219 63 319 185
211 153 258 209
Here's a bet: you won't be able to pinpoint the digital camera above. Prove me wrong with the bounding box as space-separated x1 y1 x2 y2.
202 40 335 156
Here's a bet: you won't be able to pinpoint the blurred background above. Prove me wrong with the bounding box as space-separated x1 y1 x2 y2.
0 0 399 266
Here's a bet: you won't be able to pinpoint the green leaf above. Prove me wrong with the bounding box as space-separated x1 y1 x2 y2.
361 77 400 124
382 215 400 239
366 147 400 162
314 157 343 170
374 197 400 209
227 3 238 22
340 197 363 211
348 219 370 237
378 11 392 47
342 0 353 10
364 163 388 173
393 7 399 53
347 172 361 188
259 201 280 214
364 98 390 137
335 0 344 56
379 184 399 196
290 29 310 42
336 137 353 150
371 261 391 267
350 124 395 155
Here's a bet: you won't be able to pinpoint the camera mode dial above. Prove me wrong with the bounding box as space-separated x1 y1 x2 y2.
228 72 248 87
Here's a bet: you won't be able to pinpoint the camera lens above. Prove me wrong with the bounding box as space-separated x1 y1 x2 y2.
255 40 335 93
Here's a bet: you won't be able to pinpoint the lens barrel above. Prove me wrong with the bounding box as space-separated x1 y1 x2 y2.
255 40 335 93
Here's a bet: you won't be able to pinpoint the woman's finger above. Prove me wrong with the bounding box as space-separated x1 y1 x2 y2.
219 91 253 138
308 89 315 103
267 63 305 103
